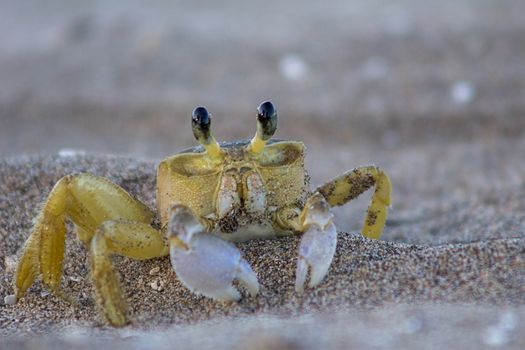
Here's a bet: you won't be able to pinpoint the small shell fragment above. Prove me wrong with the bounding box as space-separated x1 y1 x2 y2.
150 279 165 291
149 266 160 275
4 294 16 305
4 255 18 273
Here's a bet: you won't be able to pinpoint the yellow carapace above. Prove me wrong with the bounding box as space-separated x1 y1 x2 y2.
13 101 391 326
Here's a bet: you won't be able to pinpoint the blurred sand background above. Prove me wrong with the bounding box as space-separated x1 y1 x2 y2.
1 0 525 349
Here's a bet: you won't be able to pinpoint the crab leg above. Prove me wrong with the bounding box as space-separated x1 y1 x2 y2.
90 220 166 325
317 165 391 239
168 205 259 300
13 173 165 326
14 174 154 298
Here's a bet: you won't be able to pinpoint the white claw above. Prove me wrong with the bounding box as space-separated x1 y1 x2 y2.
170 234 259 301
295 221 337 293
237 259 260 296
295 258 308 293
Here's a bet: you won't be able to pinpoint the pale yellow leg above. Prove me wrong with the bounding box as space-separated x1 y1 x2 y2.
15 177 68 297
316 166 392 239
15 173 154 299
90 220 167 326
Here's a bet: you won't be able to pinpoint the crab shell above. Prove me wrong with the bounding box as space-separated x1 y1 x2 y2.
157 139 308 240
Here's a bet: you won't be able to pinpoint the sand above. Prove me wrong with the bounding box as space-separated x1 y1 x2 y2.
1 154 524 349
1 0 525 348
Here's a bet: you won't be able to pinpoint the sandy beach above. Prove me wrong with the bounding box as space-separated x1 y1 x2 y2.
1 152 524 349
1 0 525 348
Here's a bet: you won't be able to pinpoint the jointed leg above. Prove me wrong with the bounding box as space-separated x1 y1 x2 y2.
276 167 391 292
90 220 166 326
317 165 391 239
14 174 154 306
15 177 69 298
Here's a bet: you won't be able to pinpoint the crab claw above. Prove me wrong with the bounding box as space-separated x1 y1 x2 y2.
169 206 259 301
295 194 337 293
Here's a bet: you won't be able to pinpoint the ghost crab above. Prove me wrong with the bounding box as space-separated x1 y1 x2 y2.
13 101 391 326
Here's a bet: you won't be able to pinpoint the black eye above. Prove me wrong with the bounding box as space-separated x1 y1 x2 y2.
192 106 211 143
257 101 276 121
192 106 210 126
256 101 278 140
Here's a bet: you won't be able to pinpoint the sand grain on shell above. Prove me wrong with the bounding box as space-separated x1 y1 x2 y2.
0 155 524 348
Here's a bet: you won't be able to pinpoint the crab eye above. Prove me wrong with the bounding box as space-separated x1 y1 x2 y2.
190 106 223 158
256 101 277 140
257 101 275 120
192 106 211 143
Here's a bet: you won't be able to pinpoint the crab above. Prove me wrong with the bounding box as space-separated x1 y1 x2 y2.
12 101 391 326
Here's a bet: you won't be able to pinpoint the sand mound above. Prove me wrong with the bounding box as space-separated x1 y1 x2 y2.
1 155 524 349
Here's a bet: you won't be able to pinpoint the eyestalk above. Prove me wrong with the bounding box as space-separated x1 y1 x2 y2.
191 106 222 159
248 101 278 154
